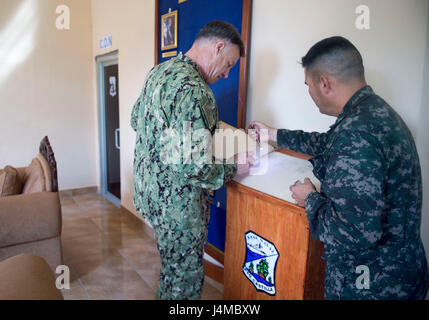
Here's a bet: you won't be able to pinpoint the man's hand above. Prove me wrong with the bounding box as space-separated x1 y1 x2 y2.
289 178 316 207
245 121 278 144
235 152 251 176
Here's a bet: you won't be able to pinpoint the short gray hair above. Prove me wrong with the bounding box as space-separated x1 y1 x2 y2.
195 20 245 57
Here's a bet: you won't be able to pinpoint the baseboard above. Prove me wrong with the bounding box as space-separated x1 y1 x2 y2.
204 260 224 284
204 244 224 265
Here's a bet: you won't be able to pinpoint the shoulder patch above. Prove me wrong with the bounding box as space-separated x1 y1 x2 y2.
199 95 218 132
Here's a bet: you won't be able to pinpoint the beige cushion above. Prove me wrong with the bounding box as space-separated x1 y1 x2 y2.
0 166 22 196
36 153 52 192
0 254 64 300
22 157 46 194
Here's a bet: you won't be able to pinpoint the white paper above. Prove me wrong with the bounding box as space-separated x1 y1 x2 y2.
233 151 321 204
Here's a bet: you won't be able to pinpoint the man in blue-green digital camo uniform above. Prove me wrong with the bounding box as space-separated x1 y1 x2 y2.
248 36 429 299
131 21 250 300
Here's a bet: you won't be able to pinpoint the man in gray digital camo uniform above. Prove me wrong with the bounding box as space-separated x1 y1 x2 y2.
131 21 250 300
248 36 429 299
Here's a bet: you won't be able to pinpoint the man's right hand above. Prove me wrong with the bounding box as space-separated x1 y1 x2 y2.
245 121 278 144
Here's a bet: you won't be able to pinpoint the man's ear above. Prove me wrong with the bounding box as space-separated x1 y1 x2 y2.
214 40 226 56
319 75 332 94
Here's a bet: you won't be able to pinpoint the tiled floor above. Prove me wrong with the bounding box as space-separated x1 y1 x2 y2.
60 191 223 300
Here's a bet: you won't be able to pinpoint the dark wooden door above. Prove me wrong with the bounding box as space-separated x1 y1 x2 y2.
103 64 121 199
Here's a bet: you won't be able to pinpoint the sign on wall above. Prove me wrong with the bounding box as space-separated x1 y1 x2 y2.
100 35 113 50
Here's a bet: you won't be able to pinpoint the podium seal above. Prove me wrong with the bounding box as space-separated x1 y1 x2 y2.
242 231 279 296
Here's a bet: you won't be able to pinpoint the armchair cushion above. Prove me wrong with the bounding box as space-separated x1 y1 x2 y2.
22 157 46 194
0 254 64 300
0 192 62 248
0 166 22 197
36 153 52 192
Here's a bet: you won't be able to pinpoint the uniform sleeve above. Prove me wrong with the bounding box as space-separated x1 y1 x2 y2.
163 88 237 190
277 129 329 156
305 130 385 252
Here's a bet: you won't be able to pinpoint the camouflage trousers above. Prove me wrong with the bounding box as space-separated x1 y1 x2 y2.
153 220 208 300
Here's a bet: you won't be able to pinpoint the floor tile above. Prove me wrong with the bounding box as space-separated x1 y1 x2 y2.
60 191 223 300
61 284 90 300
118 243 161 291
202 277 223 300
83 271 156 300
60 199 84 220
90 214 145 235
75 249 155 300
61 217 103 240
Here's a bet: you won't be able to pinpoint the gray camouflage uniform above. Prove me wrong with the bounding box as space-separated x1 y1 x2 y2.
131 53 237 300
278 86 429 299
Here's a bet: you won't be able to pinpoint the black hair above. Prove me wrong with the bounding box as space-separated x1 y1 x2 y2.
195 20 245 57
301 36 365 83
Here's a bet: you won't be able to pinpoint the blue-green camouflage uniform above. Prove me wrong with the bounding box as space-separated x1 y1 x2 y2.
131 53 237 300
278 86 429 299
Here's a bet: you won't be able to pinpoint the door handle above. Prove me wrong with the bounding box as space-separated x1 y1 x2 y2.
115 128 120 150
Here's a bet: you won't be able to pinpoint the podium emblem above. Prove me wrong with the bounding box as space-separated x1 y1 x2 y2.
242 231 279 296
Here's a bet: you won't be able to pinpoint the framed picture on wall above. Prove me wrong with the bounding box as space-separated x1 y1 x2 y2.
161 10 178 51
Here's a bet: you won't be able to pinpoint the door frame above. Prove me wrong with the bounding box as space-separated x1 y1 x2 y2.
96 50 121 207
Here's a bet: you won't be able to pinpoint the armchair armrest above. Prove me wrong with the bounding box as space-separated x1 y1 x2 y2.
0 192 62 248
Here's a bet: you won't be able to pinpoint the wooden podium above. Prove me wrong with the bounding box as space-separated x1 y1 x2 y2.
223 149 326 300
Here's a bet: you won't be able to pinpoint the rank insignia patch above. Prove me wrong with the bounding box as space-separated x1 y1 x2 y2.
242 231 279 296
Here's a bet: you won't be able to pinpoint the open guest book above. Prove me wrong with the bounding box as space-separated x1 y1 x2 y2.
213 121 276 163
213 121 321 203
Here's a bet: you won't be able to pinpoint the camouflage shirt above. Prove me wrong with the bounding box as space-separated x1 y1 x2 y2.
278 86 429 299
131 53 237 230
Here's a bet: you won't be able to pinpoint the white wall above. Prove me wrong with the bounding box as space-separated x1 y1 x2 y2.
247 0 428 137
91 0 155 216
247 0 429 297
0 0 96 190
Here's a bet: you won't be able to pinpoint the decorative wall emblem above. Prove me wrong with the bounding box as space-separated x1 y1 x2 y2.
242 231 279 296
